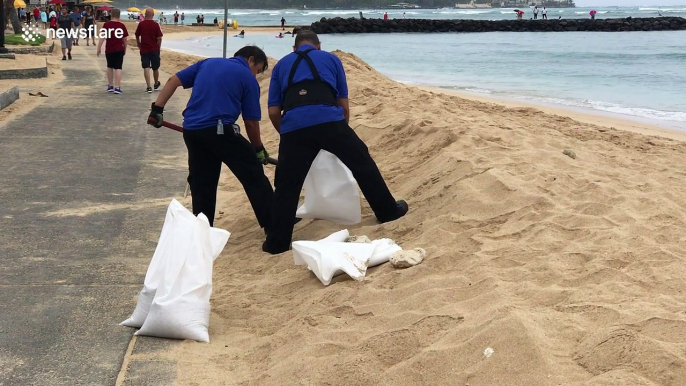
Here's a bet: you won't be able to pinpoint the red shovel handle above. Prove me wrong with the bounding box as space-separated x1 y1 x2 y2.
149 118 278 165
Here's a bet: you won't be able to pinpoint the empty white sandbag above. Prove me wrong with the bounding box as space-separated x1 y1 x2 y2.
135 211 229 342
292 241 376 285
296 150 362 225
120 199 229 329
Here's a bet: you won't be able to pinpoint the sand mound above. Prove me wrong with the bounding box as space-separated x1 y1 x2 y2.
143 51 686 384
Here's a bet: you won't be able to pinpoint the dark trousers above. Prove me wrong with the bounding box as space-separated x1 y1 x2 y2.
183 126 274 228
265 120 398 252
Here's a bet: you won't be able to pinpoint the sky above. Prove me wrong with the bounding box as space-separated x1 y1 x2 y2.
575 0 686 5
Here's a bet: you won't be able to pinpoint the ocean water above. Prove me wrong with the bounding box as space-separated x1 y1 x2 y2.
152 6 686 26
165 28 686 129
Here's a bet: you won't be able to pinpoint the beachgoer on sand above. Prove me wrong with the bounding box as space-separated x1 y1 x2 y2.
262 30 408 254
56 8 74 60
147 46 275 229
281 16 286 30
181 12 185 25
136 7 163 93
97 8 128 94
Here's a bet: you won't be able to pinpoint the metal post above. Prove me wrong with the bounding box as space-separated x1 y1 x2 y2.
0 1 7 54
222 0 228 58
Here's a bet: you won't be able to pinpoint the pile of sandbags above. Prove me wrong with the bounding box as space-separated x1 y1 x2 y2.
120 199 230 342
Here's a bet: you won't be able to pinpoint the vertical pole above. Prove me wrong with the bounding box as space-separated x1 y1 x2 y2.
222 0 228 58
0 1 7 54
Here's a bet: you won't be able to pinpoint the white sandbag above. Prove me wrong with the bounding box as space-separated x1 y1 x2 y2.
292 241 376 285
135 212 229 342
320 229 349 242
296 150 361 225
369 238 402 267
120 199 229 328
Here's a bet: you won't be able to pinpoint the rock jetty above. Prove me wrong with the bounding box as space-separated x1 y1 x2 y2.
309 17 686 34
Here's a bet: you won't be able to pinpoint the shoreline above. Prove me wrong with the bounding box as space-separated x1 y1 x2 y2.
157 27 686 142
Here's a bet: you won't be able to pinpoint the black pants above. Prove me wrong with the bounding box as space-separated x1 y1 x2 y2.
183 126 274 228
265 120 398 252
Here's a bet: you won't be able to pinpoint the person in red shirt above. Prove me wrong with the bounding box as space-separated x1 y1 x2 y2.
33 7 40 23
135 8 163 93
96 8 128 94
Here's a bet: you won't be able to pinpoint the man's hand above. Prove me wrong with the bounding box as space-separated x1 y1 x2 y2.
147 103 164 128
255 145 269 165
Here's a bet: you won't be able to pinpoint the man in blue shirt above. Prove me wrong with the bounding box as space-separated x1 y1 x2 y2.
147 46 274 230
70 6 82 46
262 30 408 254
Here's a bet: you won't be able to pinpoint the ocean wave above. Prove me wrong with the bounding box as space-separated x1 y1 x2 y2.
463 87 493 94
639 7 686 11
303 10 362 15
434 10 492 14
523 96 686 122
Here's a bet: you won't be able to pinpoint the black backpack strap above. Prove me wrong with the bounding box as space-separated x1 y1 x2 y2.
287 48 321 89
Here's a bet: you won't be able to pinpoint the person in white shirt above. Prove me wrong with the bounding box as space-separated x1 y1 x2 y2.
542 7 548 20
534 6 539 20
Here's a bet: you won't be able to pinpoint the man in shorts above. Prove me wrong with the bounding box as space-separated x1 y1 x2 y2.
97 8 128 94
135 8 163 93
57 7 74 60
70 6 82 46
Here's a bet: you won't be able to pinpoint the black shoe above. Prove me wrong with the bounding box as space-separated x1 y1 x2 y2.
67 53 72 60
262 240 290 255
146 87 152 93
153 81 161 90
62 56 66 60
380 200 409 223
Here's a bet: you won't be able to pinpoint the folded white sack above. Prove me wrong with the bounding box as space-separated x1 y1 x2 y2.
121 199 229 343
292 230 402 286
296 150 362 225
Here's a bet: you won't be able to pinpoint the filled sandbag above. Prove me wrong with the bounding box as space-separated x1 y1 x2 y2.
120 199 229 329
296 150 361 224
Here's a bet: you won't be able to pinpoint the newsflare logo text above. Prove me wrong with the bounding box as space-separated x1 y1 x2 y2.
46 26 125 40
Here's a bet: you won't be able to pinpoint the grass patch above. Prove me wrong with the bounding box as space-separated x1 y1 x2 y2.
4 33 47 46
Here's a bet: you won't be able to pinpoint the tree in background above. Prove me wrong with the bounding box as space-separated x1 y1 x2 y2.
4 0 22 33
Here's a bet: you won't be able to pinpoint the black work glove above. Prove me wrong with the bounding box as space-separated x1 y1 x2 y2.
255 145 269 165
147 103 164 128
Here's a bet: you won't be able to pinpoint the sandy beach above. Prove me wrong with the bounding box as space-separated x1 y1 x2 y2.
107 25 686 384
5 21 686 384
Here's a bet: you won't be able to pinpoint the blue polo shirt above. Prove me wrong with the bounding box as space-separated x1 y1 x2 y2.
176 57 261 130
268 45 348 134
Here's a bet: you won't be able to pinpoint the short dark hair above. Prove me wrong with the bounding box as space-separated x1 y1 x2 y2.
294 30 320 48
233 45 268 73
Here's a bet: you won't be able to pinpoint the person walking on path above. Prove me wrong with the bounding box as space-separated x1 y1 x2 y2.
147 46 275 229
57 8 74 60
135 7 163 93
83 7 96 46
97 8 128 94
71 6 82 46
262 30 408 254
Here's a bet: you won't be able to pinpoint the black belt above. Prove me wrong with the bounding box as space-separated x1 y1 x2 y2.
282 48 337 113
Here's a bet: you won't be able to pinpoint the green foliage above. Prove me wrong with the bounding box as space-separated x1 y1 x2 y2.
4 34 47 46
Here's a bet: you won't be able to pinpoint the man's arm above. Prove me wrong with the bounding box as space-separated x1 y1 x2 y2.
244 120 262 148
96 34 105 56
154 74 183 107
268 106 282 134
337 98 350 123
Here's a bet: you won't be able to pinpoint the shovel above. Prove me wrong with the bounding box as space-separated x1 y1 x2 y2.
154 119 278 166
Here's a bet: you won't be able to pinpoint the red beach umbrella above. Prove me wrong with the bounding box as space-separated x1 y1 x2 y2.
98 5 113 11
47 0 66 4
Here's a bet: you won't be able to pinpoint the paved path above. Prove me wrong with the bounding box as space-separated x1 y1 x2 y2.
0 44 190 385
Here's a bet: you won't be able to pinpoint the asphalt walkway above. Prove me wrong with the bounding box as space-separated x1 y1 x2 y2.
0 43 191 385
